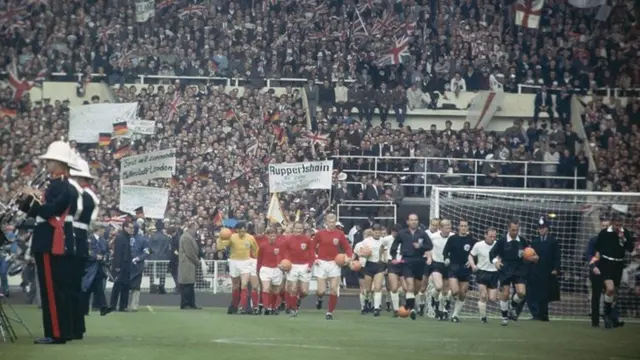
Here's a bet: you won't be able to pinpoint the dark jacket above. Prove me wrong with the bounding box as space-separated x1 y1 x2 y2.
111 231 133 284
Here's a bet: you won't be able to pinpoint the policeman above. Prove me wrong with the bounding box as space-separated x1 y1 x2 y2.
23 141 79 344
526 217 561 321
148 221 171 294
69 157 100 337
129 222 151 312
82 224 110 316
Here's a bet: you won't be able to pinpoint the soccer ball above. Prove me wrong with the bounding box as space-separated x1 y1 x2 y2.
220 228 233 240
279 259 292 272
397 306 411 318
523 247 537 262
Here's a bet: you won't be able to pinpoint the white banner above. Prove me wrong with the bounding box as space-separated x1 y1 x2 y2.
120 148 177 184
268 160 333 193
68 103 138 143
119 185 169 219
135 0 155 22
130 119 156 135
568 0 605 8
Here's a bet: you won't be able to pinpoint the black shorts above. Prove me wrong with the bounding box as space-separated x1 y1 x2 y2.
499 266 527 286
423 263 432 277
448 264 472 282
599 259 624 287
476 270 499 289
431 261 448 278
386 262 402 276
357 269 365 279
401 259 425 280
364 262 386 277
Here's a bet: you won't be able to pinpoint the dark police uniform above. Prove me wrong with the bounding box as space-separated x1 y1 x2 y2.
526 228 560 321
390 227 433 280
148 223 171 294
130 234 151 290
27 174 73 344
70 185 98 337
489 234 529 286
110 230 133 311
443 233 475 282
82 231 109 314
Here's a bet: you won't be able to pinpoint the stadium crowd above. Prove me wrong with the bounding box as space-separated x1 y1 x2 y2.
0 1 639 263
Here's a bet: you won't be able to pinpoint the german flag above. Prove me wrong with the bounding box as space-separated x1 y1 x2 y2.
89 159 101 169
269 111 280 122
170 175 179 187
113 145 130 160
113 121 128 136
198 169 209 181
98 133 112 146
0 107 17 118
212 208 223 227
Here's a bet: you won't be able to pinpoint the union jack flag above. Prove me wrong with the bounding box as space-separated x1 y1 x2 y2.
308 27 330 41
2 20 27 36
396 20 417 36
156 0 175 11
356 0 382 13
376 36 410 66
0 7 26 27
303 132 329 145
313 4 329 16
167 92 184 119
178 5 207 19
33 68 47 87
97 24 117 42
6 63 35 101
351 21 368 41
374 10 396 31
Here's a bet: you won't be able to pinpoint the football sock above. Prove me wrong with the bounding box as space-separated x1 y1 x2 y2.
418 291 426 305
261 292 271 309
251 290 259 309
390 292 400 310
603 294 614 315
453 296 465 318
405 292 415 309
373 292 382 309
359 293 366 310
240 288 249 309
287 293 297 310
478 301 487 318
231 289 240 307
499 300 509 318
328 294 338 313
270 293 278 310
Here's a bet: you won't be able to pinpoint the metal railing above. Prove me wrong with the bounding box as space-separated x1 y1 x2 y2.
333 155 587 196
517 84 640 97
2 71 634 98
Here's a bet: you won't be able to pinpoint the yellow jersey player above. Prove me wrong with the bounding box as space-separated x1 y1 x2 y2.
216 222 259 314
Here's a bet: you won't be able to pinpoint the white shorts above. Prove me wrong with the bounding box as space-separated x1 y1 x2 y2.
313 259 342 279
287 264 312 283
229 259 253 278
248 258 257 276
259 266 283 286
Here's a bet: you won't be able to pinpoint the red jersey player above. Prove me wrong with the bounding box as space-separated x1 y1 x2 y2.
282 222 315 316
256 227 286 315
314 213 353 320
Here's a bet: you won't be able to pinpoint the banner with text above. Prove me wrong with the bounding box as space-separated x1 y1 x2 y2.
120 148 176 184
119 185 169 219
268 160 333 193
128 119 156 136
68 103 138 143
135 0 155 22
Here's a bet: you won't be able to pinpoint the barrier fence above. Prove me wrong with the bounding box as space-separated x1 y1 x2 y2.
5 71 636 97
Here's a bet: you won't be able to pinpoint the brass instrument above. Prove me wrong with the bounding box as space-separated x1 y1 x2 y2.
0 168 49 243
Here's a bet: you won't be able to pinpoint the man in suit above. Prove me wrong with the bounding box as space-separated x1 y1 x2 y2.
168 227 180 293
533 85 554 123
148 220 171 294
82 225 110 316
179 222 201 310
527 217 561 321
109 221 134 312
129 223 151 312
365 178 381 201
304 79 320 124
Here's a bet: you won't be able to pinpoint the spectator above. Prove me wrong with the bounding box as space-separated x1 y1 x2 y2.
534 85 554 123
334 80 348 114
544 144 560 189
406 83 431 110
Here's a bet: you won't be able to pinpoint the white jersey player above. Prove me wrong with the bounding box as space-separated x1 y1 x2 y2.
419 219 441 316
430 219 453 320
468 227 499 323
384 225 404 316
355 224 394 316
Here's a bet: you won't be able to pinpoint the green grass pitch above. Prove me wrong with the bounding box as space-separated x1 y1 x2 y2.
1 306 639 360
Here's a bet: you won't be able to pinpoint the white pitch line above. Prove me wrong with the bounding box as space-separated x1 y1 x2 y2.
212 338 340 350
146 305 156 314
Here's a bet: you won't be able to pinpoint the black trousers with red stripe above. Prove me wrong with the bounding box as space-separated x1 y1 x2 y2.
34 252 72 340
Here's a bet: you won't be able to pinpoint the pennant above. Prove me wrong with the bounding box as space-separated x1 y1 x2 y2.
267 193 287 226
98 132 112 146
113 121 129 136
